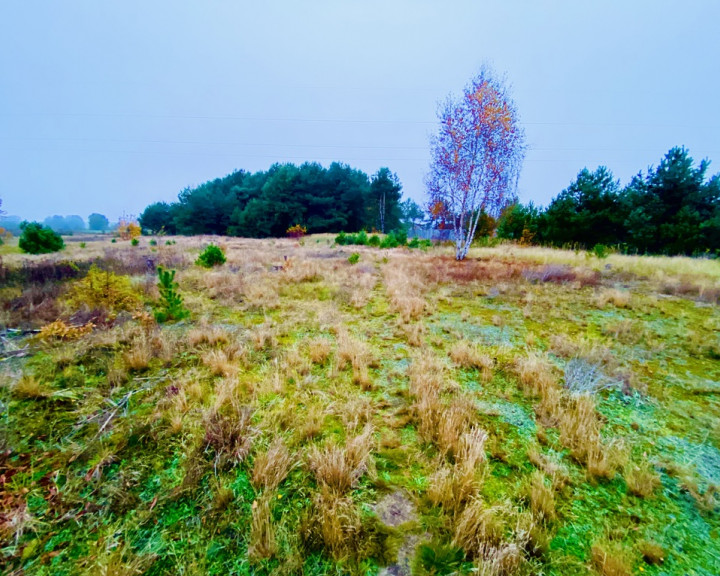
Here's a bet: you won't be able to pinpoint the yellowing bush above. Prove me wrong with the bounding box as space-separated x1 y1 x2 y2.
66 265 142 312
117 219 142 240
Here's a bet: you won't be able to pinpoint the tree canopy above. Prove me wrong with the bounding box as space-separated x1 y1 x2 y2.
88 213 109 231
506 147 720 255
139 162 408 238
43 215 86 233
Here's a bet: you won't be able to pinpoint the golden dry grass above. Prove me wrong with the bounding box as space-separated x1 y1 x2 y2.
187 325 230 348
306 485 362 561
252 438 295 492
202 349 237 377
638 539 666 565
306 337 332 364
12 374 50 399
452 498 506 554
591 541 634 576
307 426 374 493
595 288 631 309
248 494 278 561
624 460 661 498
449 340 494 381
528 471 556 522
514 354 556 397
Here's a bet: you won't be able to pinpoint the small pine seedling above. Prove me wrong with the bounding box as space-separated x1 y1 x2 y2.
155 266 189 322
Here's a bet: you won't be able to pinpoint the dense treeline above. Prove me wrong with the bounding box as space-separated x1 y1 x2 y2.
497 147 720 255
140 162 404 237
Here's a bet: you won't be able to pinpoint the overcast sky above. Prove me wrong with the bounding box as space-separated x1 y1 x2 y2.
1 1 719 222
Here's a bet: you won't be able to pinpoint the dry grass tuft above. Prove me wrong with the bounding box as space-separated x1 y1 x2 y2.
211 479 235 512
452 498 505 553
548 334 579 358
449 341 494 381
308 426 374 493
392 294 427 322
558 394 601 462
637 539 666 565
307 337 332 364
336 394 374 432
527 447 569 488
514 353 556 397
187 325 230 347
595 288 631 308
384 261 428 322
306 485 362 560
243 277 280 310
248 494 278 561
528 471 556 522
203 401 256 466
408 354 449 441
586 440 627 482
624 459 660 498
203 269 244 302
297 405 325 442
336 329 374 389
591 541 634 576
250 323 277 352
123 334 154 372
403 321 426 347
428 427 488 514
436 400 474 458
475 542 522 576
550 393 626 480
534 385 564 427
282 346 312 378
252 438 295 491
12 374 50 398
202 349 237 377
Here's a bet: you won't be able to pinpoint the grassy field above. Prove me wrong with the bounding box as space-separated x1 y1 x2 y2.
1 235 719 575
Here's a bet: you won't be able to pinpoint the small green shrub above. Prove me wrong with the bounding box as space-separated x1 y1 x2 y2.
111 238 117 243
149 239 157 246
348 253 360 265
196 244 226 268
368 234 380 247
335 231 348 246
131 238 140 247
155 266 189 322
79 242 87 249
412 542 464 576
593 244 610 259
408 237 433 250
18 221 64 254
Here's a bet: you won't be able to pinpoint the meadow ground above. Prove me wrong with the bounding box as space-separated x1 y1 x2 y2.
1 235 719 575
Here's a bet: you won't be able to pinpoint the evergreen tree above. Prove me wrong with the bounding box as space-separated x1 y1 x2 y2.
623 147 720 254
542 167 623 248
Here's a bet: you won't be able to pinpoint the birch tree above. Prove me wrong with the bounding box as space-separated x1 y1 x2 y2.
426 66 525 260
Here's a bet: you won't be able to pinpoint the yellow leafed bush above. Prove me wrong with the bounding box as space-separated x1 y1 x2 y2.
66 265 142 312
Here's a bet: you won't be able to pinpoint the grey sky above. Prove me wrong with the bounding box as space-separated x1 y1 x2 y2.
1 1 719 223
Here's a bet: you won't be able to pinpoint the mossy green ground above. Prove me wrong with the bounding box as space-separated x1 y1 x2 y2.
1 236 719 575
